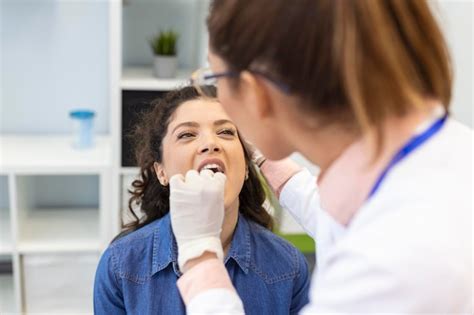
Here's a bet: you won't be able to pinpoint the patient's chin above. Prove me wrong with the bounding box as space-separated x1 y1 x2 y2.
223 194 239 214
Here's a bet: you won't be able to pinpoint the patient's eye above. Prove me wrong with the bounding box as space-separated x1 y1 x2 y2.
218 128 236 137
177 132 196 139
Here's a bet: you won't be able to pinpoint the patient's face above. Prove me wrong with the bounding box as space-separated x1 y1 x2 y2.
159 98 247 210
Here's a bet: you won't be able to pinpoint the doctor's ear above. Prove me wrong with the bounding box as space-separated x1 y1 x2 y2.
239 71 274 120
153 162 168 186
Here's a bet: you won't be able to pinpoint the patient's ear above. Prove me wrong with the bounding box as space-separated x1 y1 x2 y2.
153 162 168 186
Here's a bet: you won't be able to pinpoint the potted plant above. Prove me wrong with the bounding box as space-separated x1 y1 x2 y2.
149 30 178 78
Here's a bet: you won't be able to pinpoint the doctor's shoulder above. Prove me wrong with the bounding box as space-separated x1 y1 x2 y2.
330 178 471 312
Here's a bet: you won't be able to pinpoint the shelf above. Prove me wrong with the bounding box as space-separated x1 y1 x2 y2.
22 252 98 313
18 208 100 254
121 66 194 91
0 209 12 255
120 167 140 175
0 176 12 255
0 273 15 313
0 135 112 174
15 175 101 253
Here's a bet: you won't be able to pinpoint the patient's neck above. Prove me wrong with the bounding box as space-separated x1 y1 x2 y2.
221 198 239 257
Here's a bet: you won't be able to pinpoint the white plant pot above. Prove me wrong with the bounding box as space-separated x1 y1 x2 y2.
153 55 177 78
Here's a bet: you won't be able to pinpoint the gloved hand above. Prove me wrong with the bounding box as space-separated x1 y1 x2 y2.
169 169 227 272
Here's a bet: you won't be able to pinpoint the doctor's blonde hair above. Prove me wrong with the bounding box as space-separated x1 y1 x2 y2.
208 0 452 151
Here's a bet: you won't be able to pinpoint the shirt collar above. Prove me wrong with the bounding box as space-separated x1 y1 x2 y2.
225 213 251 274
151 214 181 277
151 213 251 277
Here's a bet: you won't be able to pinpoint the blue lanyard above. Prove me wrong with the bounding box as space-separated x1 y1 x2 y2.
368 114 448 199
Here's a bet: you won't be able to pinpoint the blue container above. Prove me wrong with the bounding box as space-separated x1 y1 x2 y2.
69 110 95 149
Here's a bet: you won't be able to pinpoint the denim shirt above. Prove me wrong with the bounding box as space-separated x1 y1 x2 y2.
94 213 310 314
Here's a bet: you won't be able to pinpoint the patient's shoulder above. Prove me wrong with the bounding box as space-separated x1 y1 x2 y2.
110 218 159 252
105 219 164 283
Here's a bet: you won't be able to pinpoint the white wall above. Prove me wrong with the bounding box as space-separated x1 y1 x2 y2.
435 0 473 127
0 0 471 135
0 0 109 134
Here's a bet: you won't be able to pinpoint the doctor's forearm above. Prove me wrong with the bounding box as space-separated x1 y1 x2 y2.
177 258 244 312
260 158 303 198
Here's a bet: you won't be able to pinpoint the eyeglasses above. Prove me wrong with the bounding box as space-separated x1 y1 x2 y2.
190 67 291 96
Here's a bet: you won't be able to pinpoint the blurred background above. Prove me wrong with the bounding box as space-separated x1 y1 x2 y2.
0 0 472 313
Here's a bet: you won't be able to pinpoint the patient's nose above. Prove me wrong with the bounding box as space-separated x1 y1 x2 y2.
199 135 221 154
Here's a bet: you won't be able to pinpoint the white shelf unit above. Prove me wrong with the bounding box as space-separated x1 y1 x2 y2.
21 252 100 314
0 176 12 255
0 135 112 174
120 166 140 176
121 66 194 91
0 174 18 314
0 210 12 255
0 269 15 314
15 175 102 254
0 135 112 314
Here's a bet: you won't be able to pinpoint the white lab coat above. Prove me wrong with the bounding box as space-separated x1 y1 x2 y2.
188 117 473 314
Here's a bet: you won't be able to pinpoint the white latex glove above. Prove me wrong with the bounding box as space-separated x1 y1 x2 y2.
169 169 227 272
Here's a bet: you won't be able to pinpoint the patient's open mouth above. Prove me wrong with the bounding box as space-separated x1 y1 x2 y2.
197 159 226 174
201 164 223 173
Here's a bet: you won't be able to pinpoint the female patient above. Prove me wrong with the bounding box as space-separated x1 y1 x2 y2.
93 86 310 314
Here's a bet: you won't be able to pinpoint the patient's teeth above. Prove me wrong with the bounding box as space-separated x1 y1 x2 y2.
201 163 223 173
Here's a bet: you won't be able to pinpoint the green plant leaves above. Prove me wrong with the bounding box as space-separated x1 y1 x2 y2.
149 30 178 56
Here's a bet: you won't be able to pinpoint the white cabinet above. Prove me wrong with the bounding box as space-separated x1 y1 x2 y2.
16 175 101 253
0 256 15 314
22 253 100 314
0 273 15 313
0 176 18 314
0 136 112 313
0 176 12 255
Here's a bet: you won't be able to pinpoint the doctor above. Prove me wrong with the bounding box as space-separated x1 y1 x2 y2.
169 0 472 313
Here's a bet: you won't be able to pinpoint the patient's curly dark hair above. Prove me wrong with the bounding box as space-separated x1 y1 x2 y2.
114 85 273 240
